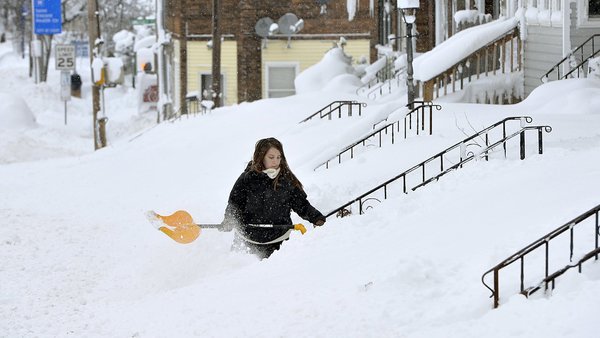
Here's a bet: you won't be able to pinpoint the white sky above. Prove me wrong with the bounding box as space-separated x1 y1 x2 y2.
1 26 600 338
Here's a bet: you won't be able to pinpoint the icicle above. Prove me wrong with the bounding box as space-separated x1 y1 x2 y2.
347 0 357 21
370 0 375 17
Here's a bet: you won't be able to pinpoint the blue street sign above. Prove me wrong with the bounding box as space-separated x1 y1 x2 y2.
73 40 89 57
33 0 62 35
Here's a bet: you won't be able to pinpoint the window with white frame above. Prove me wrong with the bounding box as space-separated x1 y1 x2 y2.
265 63 298 98
578 0 600 26
590 0 600 17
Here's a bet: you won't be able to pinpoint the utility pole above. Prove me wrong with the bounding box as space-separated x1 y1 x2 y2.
399 2 419 110
405 19 415 109
211 0 222 108
87 0 105 149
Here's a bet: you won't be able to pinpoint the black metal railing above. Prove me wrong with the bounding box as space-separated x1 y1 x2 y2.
541 34 600 82
356 55 397 96
325 117 551 218
481 203 600 308
299 101 367 123
185 95 201 114
365 72 405 100
315 101 442 170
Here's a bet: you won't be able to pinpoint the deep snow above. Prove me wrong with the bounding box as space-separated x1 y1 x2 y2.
1 39 599 338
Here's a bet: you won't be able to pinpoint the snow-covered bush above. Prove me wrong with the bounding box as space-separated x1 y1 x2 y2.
588 57 600 79
294 47 360 94
0 93 37 130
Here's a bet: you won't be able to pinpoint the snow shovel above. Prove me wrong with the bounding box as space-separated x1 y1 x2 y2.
146 210 307 244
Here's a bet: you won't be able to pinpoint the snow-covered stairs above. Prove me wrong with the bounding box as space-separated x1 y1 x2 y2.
314 101 441 170
482 203 600 308
323 116 551 218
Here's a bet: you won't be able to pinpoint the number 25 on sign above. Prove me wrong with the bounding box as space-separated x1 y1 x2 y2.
55 44 75 71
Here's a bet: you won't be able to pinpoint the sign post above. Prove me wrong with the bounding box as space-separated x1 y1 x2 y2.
56 44 75 125
60 71 71 124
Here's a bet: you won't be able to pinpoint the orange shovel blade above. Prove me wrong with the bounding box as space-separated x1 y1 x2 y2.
148 210 201 244
158 224 200 244
155 210 195 227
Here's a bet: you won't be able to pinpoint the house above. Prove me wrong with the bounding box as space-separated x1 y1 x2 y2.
163 1 378 112
160 1 451 111
432 1 599 97
515 0 600 95
158 1 597 114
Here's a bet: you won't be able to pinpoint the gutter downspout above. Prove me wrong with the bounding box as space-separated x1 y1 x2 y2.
156 0 171 121
561 0 572 77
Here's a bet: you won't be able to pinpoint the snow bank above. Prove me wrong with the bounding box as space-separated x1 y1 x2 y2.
294 47 359 94
0 93 37 129
518 78 600 115
589 57 600 80
0 49 20 69
459 71 524 104
361 56 388 84
2 41 600 336
322 74 363 93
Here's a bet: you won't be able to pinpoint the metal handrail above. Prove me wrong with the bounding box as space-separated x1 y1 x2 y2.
325 117 551 218
365 72 404 100
422 26 521 102
541 34 600 82
299 100 367 123
356 55 396 96
482 203 600 308
411 125 552 190
315 101 442 170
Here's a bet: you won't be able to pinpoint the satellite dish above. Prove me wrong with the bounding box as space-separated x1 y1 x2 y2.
255 17 274 38
291 19 304 33
278 13 299 36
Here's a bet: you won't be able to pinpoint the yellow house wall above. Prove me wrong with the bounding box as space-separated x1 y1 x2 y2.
187 41 238 105
261 39 370 98
185 39 370 104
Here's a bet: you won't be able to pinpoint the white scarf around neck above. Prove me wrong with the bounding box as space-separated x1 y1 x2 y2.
263 168 280 179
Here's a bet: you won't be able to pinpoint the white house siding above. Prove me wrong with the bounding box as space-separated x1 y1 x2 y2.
524 25 563 95
571 24 600 75
524 2 600 96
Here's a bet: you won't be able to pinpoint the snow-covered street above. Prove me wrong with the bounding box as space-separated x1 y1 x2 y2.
1 37 600 338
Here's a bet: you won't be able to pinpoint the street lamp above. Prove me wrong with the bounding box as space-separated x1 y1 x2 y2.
398 0 419 109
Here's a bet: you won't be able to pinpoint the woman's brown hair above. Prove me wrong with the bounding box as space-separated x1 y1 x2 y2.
250 137 303 190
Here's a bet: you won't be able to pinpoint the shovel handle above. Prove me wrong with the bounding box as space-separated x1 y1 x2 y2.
148 210 306 244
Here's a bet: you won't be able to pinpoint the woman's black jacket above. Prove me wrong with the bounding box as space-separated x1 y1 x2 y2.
223 168 325 244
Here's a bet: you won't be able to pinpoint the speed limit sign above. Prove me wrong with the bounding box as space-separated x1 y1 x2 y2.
55 44 76 71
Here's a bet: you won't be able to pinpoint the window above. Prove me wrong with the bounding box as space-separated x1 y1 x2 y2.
578 0 600 26
199 73 224 106
591 0 600 17
266 63 298 98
